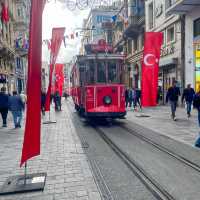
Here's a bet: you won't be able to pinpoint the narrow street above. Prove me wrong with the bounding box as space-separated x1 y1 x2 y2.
1 99 200 199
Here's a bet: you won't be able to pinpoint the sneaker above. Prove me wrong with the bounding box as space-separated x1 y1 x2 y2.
173 117 177 121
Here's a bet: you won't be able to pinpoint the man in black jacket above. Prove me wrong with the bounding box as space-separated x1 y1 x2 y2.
0 87 9 127
166 81 180 121
181 84 195 118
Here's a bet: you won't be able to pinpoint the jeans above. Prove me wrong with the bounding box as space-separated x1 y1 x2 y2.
186 101 192 115
0 108 8 125
12 111 22 127
170 101 177 118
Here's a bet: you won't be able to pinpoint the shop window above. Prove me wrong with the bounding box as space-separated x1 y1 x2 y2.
194 18 200 38
167 26 175 44
162 30 165 46
134 37 138 52
148 2 154 29
127 40 132 54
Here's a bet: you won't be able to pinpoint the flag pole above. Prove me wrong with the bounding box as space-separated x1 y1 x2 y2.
43 55 56 124
24 162 27 185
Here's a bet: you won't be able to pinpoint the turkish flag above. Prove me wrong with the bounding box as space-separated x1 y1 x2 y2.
54 64 64 97
20 0 46 167
141 32 163 107
1 1 9 23
45 27 65 111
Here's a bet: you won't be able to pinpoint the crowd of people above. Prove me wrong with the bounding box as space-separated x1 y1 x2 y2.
125 87 142 111
0 86 63 128
0 87 25 128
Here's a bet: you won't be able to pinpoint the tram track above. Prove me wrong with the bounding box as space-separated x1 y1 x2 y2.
92 125 176 200
67 100 200 199
119 123 200 174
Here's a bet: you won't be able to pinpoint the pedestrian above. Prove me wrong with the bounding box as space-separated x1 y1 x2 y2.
54 91 61 111
181 84 195 118
41 90 46 116
192 88 200 147
125 87 129 108
157 86 162 104
135 88 142 110
50 93 54 104
8 91 24 128
166 81 180 121
0 87 9 127
20 90 27 104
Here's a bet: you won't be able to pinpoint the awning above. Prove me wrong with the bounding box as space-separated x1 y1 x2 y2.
159 58 178 67
166 0 200 14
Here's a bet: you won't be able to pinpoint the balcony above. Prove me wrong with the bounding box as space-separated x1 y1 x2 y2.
166 0 200 14
123 15 145 39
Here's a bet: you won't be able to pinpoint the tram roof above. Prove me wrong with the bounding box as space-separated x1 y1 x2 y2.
76 54 125 63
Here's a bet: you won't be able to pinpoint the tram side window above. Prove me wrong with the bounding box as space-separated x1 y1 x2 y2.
89 61 95 84
97 61 106 83
108 61 117 83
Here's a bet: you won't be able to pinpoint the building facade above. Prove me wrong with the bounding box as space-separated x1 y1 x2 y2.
145 0 184 102
0 0 30 94
166 0 200 91
125 0 145 89
81 6 119 54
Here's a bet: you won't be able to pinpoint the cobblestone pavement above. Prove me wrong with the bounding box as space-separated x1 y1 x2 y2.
126 105 199 146
0 102 101 200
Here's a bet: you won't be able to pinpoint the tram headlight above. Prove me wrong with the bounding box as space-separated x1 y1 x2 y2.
103 96 112 105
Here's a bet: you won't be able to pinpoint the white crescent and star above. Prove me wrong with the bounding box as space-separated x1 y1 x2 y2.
144 54 159 66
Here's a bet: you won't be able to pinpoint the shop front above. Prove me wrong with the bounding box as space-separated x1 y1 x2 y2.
126 51 142 89
159 57 178 104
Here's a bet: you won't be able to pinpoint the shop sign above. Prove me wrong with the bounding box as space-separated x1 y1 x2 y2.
161 44 175 57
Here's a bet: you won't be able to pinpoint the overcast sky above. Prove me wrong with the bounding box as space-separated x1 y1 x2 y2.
42 1 89 64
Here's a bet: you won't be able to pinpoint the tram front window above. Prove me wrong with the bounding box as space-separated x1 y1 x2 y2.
97 61 106 83
108 61 117 83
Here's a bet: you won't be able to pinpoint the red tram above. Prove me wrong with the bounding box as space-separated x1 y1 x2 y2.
71 40 126 118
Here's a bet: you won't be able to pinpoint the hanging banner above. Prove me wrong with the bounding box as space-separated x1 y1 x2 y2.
54 63 64 97
141 32 163 107
20 0 46 167
45 27 65 111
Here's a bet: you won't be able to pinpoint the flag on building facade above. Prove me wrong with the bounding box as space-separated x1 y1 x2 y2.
45 27 65 111
54 63 64 97
20 0 46 167
1 0 9 23
141 32 163 107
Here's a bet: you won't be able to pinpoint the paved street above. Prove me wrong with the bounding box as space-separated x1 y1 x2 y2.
126 105 199 146
0 100 200 199
0 102 101 200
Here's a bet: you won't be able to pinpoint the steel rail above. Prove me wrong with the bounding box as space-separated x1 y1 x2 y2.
92 125 176 200
120 123 200 174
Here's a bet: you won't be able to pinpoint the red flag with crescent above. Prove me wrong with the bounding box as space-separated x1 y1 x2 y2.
141 32 163 107
20 0 46 167
54 63 64 97
45 27 65 111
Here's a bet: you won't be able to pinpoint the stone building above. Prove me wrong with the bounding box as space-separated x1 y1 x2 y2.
81 5 119 55
0 0 30 94
145 0 184 102
166 0 200 91
125 0 145 89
